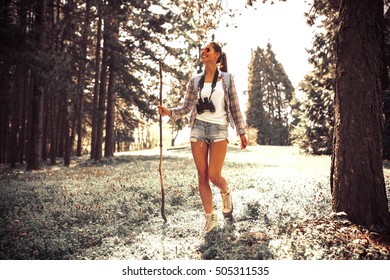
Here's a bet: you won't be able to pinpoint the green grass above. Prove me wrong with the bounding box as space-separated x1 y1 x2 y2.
0 145 389 260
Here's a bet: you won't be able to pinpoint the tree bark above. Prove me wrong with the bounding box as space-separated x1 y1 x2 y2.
26 0 47 170
41 88 49 161
63 98 71 167
105 3 119 158
75 0 90 157
95 18 109 161
9 67 22 168
19 67 29 164
105 62 116 158
331 0 390 231
49 95 57 165
91 12 102 160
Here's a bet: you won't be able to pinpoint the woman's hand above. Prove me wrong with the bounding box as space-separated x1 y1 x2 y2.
240 134 248 150
158 105 171 116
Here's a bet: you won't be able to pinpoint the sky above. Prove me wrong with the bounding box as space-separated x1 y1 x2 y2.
212 0 316 100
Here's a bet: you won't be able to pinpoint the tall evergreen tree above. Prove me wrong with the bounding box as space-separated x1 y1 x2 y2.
292 0 337 155
246 44 294 145
246 47 268 144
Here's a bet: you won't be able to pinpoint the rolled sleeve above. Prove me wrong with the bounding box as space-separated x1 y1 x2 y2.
170 78 197 122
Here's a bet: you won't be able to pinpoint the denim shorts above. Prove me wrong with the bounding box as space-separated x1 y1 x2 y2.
190 119 229 144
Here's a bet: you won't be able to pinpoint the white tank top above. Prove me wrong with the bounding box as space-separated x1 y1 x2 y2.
196 80 228 125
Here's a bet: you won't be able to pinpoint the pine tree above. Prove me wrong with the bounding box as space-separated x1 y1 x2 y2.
246 47 268 144
246 44 294 145
292 0 337 155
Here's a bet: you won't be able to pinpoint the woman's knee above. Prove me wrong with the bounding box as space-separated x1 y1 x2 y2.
208 170 223 186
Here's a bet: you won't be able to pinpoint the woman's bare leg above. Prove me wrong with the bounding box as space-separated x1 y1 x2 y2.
208 140 228 193
191 141 213 213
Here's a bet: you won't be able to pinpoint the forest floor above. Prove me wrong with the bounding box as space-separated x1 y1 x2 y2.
1 145 390 260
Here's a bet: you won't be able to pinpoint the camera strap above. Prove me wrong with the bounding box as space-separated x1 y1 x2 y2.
198 69 219 100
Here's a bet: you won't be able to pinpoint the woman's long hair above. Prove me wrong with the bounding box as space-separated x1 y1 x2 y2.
210 42 228 72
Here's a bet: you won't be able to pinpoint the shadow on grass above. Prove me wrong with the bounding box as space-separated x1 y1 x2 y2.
70 154 190 173
198 217 274 260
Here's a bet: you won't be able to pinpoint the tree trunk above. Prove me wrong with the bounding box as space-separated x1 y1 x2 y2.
95 19 109 161
9 68 21 168
105 4 119 158
63 114 71 166
75 0 90 157
105 63 116 158
0 109 9 165
49 96 57 165
61 0 73 167
62 92 71 167
27 82 43 170
331 0 390 231
57 92 64 158
19 67 29 164
26 0 47 170
41 88 49 161
91 13 102 160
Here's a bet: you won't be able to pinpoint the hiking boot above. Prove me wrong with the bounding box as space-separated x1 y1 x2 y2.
221 191 233 218
203 213 218 233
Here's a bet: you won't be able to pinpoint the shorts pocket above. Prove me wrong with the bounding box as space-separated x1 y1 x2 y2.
194 119 203 127
217 124 228 131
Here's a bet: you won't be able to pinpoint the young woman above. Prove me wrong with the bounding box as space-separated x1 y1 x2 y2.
158 42 247 233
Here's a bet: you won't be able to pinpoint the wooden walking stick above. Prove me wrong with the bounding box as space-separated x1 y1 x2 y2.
158 60 167 223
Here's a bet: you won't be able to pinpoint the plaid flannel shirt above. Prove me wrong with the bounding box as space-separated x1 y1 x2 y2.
171 70 246 135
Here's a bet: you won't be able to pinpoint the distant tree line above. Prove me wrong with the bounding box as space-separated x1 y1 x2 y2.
0 0 227 169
